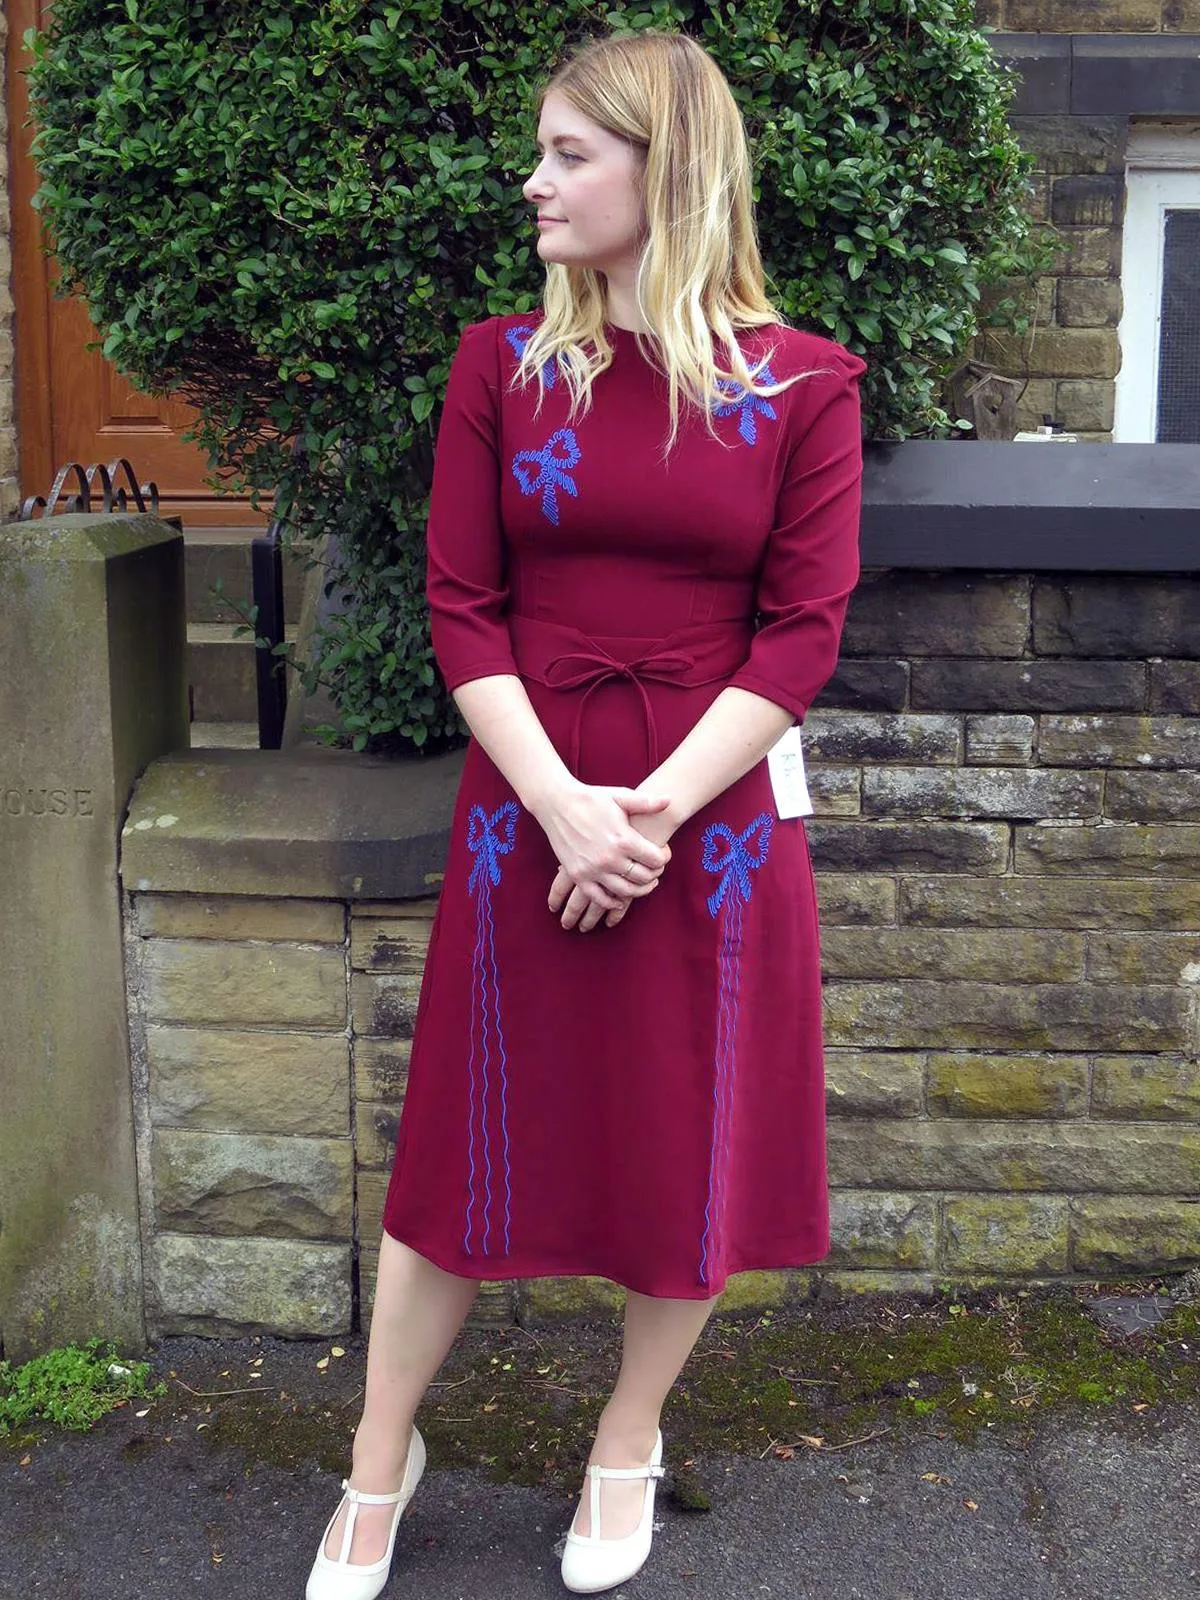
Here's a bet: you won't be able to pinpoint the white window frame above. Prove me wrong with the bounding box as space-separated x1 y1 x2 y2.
1115 124 1200 443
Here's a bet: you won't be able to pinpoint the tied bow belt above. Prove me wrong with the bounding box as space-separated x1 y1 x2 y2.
508 612 753 776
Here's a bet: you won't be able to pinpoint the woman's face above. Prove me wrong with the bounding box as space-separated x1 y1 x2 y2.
522 89 646 275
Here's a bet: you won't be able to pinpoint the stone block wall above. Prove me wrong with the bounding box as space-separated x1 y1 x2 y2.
124 886 562 1335
125 894 356 1336
976 1 1199 29
969 3 1200 439
810 570 1200 1284
121 568 1200 1337
351 903 520 1328
976 112 1127 442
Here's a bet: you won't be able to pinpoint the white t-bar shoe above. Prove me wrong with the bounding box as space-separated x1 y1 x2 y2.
561 1428 666 1594
306 1425 426 1600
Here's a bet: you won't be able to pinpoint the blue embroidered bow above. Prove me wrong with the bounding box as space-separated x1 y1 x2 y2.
511 428 581 525
702 812 775 916
713 363 779 446
505 324 558 388
467 801 520 892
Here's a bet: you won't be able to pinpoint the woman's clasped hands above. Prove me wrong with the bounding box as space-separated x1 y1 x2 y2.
533 778 679 933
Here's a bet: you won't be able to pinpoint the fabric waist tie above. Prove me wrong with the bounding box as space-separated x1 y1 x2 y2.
508 613 753 776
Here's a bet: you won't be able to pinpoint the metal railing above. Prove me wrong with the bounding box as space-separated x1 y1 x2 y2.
18 458 160 520
251 518 287 749
249 441 309 749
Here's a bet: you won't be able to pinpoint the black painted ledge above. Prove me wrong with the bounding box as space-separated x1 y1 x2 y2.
988 31 1200 116
860 441 1200 571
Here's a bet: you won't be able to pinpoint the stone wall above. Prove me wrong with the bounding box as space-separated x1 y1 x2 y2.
120 568 1200 1338
971 7 1200 441
124 888 521 1336
977 1 1199 29
978 110 1126 442
125 893 357 1338
812 570 1200 1285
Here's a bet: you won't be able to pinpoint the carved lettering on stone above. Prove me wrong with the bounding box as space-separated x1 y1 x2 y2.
1 787 95 818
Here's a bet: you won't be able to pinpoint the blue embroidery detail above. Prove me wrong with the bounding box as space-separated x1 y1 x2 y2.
698 811 774 1285
702 814 774 916
463 800 520 1257
713 363 779 445
505 323 558 389
511 429 580 526
467 801 518 892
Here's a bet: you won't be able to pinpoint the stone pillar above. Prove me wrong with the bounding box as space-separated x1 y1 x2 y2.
0 512 188 1359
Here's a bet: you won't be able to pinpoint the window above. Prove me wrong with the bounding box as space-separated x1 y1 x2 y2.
1115 126 1200 444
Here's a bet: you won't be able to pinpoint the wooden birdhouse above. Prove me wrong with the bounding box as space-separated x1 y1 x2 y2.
947 360 1026 440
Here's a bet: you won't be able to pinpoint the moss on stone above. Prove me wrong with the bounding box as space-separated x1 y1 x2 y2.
712 1271 792 1313
517 1277 625 1321
35 1280 1187 1497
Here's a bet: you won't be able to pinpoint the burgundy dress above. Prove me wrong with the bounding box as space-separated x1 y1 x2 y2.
381 310 865 1299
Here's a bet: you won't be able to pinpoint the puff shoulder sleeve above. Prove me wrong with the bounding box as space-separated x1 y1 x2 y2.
725 339 866 722
424 316 520 691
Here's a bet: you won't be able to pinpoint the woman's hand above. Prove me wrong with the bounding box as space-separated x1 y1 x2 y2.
547 850 667 932
532 779 674 933
548 792 681 933
598 801 680 930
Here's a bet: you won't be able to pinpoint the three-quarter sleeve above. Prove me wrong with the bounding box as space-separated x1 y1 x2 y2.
425 316 521 691
725 343 866 722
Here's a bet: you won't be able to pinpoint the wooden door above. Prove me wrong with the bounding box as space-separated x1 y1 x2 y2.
7 0 269 526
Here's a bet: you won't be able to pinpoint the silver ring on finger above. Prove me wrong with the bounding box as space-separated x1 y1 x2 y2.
623 859 639 879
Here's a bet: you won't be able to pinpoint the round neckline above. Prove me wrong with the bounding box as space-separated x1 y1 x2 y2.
601 320 771 346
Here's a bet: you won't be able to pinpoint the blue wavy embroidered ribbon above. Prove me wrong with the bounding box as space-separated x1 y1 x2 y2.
698 810 775 1285
463 800 520 1258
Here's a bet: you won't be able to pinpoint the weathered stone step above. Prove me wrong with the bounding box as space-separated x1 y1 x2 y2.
187 620 300 724
187 719 328 750
184 525 309 624
187 721 263 750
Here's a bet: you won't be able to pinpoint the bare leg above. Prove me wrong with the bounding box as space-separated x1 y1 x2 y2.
323 1232 481 1564
571 1286 723 1539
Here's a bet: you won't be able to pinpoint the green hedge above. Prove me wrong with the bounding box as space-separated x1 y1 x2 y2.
25 0 1043 752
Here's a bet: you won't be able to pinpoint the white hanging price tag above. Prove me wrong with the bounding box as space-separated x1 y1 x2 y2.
766 723 813 819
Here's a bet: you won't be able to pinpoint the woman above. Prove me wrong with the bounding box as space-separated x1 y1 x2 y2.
307 25 865 1600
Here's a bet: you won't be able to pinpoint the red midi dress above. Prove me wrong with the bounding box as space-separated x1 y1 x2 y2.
380 310 866 1299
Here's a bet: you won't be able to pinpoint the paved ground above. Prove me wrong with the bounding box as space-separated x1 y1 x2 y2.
3 1308 1198 1600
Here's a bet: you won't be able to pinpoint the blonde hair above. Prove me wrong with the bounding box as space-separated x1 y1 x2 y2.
511 27 825 462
